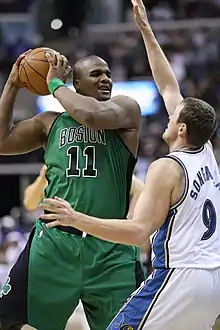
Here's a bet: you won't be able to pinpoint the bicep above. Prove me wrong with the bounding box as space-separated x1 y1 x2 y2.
90 96 141 130
133 183 171 234
133 160 176 235
162 88 184 116
0 116 45 155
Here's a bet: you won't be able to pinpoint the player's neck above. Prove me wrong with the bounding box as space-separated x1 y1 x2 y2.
169 140 198 153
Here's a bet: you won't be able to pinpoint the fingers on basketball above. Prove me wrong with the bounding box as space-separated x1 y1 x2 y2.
61 55 68 68
55 52 62 67
18 47 56 95
54 52 67 68
18 47 70 95
135 0 143 5
65 65 72 77
46 51 56 66
15 49 32 66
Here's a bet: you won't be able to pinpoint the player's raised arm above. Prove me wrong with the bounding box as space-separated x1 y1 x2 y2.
40 158 182 246
0 53 55 155
45 53 141 131
131 0 183 115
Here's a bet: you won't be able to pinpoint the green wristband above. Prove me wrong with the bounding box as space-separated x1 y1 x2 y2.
48 78 66 95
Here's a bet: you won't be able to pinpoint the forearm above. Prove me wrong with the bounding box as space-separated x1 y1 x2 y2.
73 214 145 246
0 82 18 141
24 176 47 211
140 25 179 96
54 87 99 126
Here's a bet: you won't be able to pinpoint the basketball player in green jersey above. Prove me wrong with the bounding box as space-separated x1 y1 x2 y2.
0 51 143 330
23 164 144 214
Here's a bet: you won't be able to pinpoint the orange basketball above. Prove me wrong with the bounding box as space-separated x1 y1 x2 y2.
19 47 55 96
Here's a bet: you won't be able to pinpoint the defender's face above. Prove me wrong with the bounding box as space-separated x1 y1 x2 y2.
77 59 113 101
163 105 182 144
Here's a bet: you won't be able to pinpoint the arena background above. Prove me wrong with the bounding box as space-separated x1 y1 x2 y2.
0 0 220 329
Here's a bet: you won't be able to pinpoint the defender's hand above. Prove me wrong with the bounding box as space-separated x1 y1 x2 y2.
46 52 71 84
40 197 78 228
131 0 149 31
7 50 31 89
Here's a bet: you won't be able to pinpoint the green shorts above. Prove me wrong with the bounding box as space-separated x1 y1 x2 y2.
0 220 144 330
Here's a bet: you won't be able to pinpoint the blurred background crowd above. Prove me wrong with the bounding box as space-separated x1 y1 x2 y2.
0 0 220 328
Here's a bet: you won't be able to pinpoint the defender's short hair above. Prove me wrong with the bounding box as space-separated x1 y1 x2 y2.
177 97 217 147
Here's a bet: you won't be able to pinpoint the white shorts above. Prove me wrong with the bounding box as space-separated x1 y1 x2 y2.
107 268 220 330
66 301 89 330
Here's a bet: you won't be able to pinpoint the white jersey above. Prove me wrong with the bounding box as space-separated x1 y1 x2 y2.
152 142 220 269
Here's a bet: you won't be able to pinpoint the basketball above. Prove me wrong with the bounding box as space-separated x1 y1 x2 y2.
19 47 55 96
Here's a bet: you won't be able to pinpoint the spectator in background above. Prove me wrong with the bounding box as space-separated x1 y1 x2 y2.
0 0 33 13
0 215 27 289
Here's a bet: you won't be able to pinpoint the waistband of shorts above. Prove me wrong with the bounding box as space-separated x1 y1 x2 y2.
40 218 91 237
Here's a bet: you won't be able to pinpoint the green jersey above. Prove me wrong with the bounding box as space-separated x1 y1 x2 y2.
44 112 136 219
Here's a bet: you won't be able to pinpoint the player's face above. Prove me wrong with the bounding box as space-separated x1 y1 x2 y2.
77 59 113 101
163 104 182 144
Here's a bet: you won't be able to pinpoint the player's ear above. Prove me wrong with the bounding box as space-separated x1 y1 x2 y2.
179 123 187 136
73 78 80 92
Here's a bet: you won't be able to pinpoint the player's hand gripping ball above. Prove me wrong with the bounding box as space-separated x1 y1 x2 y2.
18 47 56 95
45 52 71 85
7 50 31 89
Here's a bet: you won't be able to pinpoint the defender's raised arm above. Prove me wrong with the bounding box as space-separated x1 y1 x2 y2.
131 0 183 115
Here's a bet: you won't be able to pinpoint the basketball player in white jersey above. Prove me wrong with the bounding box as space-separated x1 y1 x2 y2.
40 0 220 329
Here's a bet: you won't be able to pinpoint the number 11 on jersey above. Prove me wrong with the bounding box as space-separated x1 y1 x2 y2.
66 146 98 178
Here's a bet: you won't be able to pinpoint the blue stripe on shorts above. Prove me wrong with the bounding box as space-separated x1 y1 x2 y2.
107 268 174 330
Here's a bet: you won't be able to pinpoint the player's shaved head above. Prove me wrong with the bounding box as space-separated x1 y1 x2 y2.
73 55 108 81
72 55 112 101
